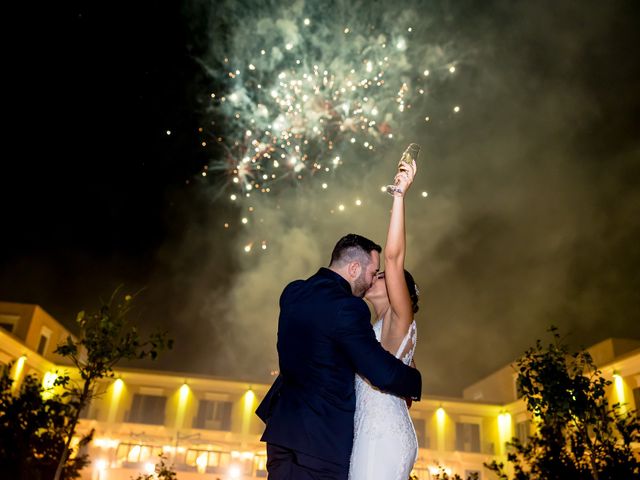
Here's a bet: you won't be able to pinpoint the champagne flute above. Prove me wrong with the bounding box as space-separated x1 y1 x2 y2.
384 143 420 196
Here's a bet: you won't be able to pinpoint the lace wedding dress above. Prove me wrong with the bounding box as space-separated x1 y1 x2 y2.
349 318 418 480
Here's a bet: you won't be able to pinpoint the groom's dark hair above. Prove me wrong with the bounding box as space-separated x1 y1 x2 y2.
329 234 382 268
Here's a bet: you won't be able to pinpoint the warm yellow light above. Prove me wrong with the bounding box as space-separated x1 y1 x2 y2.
496 412 513 457
95 459 108 471
435 407 446 451
113 378 124 395
242 388 257 435
180 383 189 398
175 383 191 429
229 465 242 479
498 412 512 450
196 453 208 474
429 465 451 475
94 438 119 449
613 373 626 408
11 355 27 393
41 371 58 400
13 355 26 380
108 378 124 423
128 445 141 463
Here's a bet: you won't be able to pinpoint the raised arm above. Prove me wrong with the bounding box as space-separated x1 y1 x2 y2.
382 158 417 352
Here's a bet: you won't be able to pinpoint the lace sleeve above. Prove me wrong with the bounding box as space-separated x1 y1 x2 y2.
394 321 417 365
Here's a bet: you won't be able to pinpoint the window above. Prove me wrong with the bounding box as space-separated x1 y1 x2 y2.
194 400 232 431
185 449 232 474
516 420 531 445
0 314 19 333
128 394 166 425
413 418 429 448
37 327 52 356
116 443 163 465
455 422 481 453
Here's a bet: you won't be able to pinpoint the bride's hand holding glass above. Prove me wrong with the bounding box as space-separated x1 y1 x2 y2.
384 143 420 196
391 158 417 197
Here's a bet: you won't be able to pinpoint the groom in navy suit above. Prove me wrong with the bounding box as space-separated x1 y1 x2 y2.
256 233 422 479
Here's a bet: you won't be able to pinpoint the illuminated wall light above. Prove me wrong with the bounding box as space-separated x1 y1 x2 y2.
242 388 257 435
108 378 124 423
498 412 512 455
613 372 626 410
13 355 27 380
11 355 27 393
436 407 446 452
175 383 191 429
144 462 155 474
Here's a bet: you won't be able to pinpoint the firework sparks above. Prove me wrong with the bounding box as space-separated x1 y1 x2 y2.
197 3 460 252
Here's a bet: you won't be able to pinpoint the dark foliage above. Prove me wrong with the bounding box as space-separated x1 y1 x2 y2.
485 327 640 480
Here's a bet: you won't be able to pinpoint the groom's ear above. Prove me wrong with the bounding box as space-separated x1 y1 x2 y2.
347 261 361 279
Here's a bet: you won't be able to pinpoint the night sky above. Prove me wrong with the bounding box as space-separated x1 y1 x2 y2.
2 0 639 397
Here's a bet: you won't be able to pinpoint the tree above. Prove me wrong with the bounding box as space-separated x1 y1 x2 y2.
485 327 639 480
428 469 479 480
0 364 90 480
130 454 177 480
51 288 173 480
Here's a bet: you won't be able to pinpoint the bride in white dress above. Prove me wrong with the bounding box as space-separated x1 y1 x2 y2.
349 155 420 480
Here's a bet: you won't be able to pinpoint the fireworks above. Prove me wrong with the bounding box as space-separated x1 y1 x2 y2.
196 3 461 252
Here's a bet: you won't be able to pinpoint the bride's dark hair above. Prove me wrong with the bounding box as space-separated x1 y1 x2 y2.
404 269 420 314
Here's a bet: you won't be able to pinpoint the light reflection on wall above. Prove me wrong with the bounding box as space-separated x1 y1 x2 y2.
613 373 626 413
175 383 191 429
108 378 124 423
11 355 27 392
497 412 512 456
242 388 256 435
436 407 446 451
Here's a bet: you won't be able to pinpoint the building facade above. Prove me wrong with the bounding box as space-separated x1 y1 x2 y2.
1 301 639 480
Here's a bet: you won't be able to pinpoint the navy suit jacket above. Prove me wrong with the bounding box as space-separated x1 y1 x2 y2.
256 267 422 467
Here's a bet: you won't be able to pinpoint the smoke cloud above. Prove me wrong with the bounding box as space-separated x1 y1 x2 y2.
147 0 640 396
